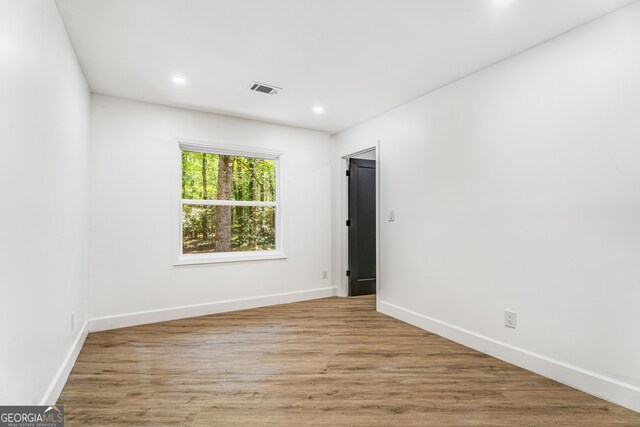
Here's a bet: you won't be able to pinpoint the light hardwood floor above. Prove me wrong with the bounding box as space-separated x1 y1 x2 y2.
59 296 640 426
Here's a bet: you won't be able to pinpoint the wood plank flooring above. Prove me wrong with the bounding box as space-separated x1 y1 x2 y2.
58 296 640 426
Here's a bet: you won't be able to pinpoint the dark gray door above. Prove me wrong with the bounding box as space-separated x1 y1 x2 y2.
348 158 376 296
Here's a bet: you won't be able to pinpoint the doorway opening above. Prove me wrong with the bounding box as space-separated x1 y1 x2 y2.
344 148 377 297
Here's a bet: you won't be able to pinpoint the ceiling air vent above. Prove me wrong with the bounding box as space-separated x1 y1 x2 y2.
249 81 281 95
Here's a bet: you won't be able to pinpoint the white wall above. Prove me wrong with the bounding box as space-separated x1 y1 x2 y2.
0 1 90 404
89 95 334 325
334 2 640 411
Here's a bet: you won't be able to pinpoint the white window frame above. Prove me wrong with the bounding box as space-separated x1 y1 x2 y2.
174 139 286 266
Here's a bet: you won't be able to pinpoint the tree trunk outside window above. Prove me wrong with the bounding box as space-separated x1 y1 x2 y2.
215 155 234 252
201 155 208 239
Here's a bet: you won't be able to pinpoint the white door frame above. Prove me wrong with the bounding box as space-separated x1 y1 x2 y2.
339 141 381 310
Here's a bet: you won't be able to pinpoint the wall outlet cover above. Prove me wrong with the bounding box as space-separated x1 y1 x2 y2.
504 310 516 329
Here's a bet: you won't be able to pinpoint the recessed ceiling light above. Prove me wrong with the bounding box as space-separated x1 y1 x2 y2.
313 106 325 114
172 76 186 85
491 0 514 7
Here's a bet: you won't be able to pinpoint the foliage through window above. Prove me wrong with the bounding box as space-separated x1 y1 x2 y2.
181 148 278 255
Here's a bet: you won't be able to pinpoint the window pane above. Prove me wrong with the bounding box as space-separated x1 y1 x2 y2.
181 151 276 202
182 204 276 254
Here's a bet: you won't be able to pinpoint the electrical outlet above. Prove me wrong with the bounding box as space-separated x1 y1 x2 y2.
321 270 328 279
71 312 76 331
504 310 516 329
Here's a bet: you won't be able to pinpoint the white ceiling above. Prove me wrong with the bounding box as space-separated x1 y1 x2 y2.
55 0 636 134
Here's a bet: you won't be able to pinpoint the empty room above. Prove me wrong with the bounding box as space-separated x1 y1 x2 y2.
2 0 640 425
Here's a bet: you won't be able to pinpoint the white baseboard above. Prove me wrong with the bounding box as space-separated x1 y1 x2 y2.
40 320 89 406
379 300 640 414
89 287 337 332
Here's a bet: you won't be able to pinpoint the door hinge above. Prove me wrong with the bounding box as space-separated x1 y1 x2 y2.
346 270 351 277
346 219 351 227
346 170 350 176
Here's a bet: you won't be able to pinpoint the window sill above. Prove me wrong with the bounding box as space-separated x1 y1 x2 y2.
174 251 287 266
